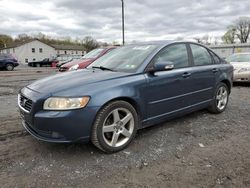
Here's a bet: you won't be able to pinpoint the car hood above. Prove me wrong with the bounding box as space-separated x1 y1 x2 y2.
27 69 131 95
230 62 250 69
62 58 93 68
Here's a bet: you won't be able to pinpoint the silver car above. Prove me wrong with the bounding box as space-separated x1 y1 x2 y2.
227 53 250 82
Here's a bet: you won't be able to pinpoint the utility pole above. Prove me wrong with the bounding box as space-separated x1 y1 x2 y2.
121 0 125 45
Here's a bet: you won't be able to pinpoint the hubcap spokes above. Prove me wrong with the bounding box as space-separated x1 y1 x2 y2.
216 87 228 110
102 108 134 147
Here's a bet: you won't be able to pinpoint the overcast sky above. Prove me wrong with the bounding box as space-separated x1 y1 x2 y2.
0 0 250 43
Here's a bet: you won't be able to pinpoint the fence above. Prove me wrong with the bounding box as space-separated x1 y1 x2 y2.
209 43 250 58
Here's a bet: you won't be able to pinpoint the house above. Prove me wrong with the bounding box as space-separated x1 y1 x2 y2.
0 39 85 64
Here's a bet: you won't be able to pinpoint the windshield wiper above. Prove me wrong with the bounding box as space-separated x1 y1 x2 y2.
92 66 115 72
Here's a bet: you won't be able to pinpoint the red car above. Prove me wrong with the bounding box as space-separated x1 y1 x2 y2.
59 47 116 72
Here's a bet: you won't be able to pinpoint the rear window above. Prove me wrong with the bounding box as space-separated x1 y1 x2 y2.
190 44 213 66
0 54 13 59
226 54 250 62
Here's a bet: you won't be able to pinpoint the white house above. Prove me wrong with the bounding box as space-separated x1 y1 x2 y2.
0 39 85 64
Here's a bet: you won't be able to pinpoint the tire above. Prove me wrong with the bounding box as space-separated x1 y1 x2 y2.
35 63 41 67
5 64 14 71
91 101 138 153
208 82 229 114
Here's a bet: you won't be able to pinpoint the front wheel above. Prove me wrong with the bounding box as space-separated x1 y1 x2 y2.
208 83 229 114
91 101 138 153
6 64 14 71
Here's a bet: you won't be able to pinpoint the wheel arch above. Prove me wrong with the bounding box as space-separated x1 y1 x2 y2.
96 96 143 128
220 79 231 93
5 62 14 66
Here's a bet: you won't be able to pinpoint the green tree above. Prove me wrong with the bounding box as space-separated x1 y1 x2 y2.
0 34 13 48
222 26 236 44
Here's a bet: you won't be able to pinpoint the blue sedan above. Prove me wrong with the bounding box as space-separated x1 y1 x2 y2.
18 41 233 153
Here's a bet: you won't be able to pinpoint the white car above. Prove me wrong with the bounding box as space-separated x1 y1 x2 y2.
227 53 250 82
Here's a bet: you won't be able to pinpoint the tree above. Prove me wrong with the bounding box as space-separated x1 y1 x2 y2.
201 34 211 45
222 26 236 44
82 36 99 52
234 17 250 43
193 37 202 44
0 34 13 48
16 33 31 42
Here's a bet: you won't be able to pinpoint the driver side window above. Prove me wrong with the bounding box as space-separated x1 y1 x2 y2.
153 44 189 69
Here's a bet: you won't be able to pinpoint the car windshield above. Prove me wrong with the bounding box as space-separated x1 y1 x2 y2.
82 48 104 59
88 45 158 72
227 54 250 62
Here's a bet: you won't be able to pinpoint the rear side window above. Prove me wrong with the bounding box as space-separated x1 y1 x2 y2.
190 44 212 66
153 44 189 69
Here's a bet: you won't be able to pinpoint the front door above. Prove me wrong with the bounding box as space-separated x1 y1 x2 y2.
144 43 193 123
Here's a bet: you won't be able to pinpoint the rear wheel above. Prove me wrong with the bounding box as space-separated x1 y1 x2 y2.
91 101 138 153
6 64 14 71
208 83 229 114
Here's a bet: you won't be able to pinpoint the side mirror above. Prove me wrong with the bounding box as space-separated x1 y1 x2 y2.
149 61 174 73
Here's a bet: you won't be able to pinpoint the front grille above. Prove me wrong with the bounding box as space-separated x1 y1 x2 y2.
19 94 33 112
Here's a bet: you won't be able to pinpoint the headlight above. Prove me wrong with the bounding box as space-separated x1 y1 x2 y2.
43 97 90 110
238 68 250 73
69 64 79 71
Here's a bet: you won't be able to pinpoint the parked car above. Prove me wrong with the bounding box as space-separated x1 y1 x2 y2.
28 58 58 67
55 55 82 68
59 47 116 72
18 41 233 153
0 53 19 71
226 53 250 82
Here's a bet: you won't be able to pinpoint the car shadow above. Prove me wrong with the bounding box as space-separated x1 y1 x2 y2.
38 109 209 156
233 82 250 87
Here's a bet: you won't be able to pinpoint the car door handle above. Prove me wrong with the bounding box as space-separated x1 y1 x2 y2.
212 68 219 73
182 72 191 78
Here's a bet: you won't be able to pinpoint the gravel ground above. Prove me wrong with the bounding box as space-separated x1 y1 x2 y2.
0 66 249 188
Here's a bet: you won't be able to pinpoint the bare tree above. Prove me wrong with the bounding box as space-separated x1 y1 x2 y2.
193 37 202 44
234 17 250 43
202 34 210 45
81 36 99 52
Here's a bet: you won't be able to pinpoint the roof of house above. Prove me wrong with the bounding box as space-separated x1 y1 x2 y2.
0 39 84 51
0 38 36 49
50 44 84 51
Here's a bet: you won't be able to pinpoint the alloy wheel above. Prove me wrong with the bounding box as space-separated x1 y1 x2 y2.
216 86 228 110
102 108 134 147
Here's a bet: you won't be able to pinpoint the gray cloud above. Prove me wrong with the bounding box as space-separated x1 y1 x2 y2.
0 0 250 43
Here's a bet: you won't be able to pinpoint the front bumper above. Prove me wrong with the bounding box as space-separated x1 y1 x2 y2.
18 88 99 143
233 71 250 82
20 109 98 143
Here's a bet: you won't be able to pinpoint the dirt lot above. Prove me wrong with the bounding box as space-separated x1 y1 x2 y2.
0 66 249 188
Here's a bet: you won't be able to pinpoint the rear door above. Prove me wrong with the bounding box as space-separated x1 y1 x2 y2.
186 43 217 106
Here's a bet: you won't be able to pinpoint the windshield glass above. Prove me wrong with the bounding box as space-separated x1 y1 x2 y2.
88 45 158 72
82 48 103 59
227 54 250 62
